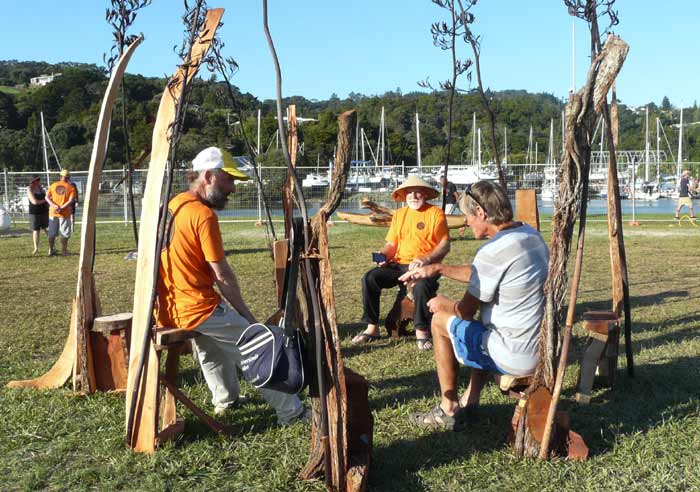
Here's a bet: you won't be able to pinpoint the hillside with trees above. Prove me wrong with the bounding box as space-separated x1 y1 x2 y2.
1 60 699 173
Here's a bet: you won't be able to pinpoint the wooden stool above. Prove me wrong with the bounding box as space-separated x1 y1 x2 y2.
153 327 230 444
575 310 620 404
494 373 534 400
384 289 414 339
91 313 132 391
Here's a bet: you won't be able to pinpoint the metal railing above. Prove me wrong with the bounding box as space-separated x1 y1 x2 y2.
3 162 700 225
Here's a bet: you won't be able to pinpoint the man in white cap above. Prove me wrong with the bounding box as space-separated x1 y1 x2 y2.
45 169 77 256
156 147 309 424
351 175 450 350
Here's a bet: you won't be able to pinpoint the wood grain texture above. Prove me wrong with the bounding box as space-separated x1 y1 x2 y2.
6 37 142 391
125 9 223 453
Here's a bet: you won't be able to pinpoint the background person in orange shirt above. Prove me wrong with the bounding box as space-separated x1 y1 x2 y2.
351 176 451 350
156 147 308 423
45 169 76 256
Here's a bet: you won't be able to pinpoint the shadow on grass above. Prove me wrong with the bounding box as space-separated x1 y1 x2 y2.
576 288 691 315
369 403 510 491
565 354 700 456
224 247 269 255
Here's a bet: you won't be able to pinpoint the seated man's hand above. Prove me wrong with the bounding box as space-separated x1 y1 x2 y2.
408 257 429 271
427 294 454 314
399 263 440 287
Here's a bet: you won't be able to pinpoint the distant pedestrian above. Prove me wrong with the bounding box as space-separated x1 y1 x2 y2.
440 175 460 215
674 170 695 220
45 169 76 256
27 175 49 255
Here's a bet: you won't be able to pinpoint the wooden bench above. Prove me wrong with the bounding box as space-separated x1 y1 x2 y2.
153 327 230 444
575 310 620 404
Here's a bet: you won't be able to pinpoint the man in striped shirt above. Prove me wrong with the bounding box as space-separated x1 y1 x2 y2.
400 181 549 430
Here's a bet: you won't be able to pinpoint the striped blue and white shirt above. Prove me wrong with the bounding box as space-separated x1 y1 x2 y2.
468 223 549 376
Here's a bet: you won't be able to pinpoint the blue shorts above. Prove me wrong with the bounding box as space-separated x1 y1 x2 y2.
447 316 504 374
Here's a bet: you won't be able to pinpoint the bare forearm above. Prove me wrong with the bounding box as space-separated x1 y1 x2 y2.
437 263 471 283
420 238 450 265
210 260 257 323
217 275 256 323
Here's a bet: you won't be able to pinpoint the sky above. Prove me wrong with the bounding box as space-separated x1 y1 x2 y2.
1 1 698 109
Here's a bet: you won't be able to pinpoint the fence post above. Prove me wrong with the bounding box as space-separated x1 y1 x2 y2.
123 166 128 226
3 168 8 210
257 162 263 224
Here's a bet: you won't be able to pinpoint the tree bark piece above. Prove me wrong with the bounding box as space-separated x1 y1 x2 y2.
126 8 223 453
512 33 629 459
6 36 143 392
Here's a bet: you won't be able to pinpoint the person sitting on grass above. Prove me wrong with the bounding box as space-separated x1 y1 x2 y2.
399 180 549 429
351 175 450 351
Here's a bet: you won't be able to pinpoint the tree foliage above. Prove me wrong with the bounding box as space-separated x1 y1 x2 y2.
1 60 699 172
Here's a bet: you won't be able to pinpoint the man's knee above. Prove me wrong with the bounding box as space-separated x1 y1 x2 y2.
413 278 438 298
431 311 452 338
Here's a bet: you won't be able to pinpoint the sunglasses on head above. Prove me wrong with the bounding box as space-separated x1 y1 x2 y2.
465 189 487 215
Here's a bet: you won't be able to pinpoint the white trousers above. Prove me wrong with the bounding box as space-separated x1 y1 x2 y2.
193 303 304 424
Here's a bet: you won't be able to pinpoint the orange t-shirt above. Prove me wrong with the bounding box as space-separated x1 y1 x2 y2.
47 180 76 218
386 204 449 264
156 191 226 330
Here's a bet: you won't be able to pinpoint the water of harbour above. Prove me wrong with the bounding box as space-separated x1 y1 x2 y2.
216 198 683 221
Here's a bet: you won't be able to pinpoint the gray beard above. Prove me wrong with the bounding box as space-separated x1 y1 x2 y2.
205 186 228 210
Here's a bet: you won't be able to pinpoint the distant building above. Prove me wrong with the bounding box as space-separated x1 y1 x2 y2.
29 73 62 87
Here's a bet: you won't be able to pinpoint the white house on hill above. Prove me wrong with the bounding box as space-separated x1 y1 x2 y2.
30 73 62 87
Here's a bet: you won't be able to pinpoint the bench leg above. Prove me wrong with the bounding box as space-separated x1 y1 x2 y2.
576 335 608 404
160 346 180 431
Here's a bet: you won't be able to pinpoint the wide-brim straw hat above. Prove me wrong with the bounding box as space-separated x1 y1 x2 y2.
392 175 439 202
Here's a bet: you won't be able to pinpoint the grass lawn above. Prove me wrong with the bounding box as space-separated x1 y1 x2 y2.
1 215 699 491
0 85 22 95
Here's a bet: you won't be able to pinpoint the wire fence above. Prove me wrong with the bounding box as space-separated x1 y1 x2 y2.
3 159 700 226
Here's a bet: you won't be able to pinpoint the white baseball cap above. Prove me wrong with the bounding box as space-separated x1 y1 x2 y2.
192 147 250 181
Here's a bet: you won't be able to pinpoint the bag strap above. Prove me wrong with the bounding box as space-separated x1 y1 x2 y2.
280 217 305 338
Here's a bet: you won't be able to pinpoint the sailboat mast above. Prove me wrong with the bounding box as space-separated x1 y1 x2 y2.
549 119 554 165
644 106 650 182
677 107 684 181
571 20 576 92
416 112 422 172
656 117 661 184
380 106 385 171
40 112 50 185
477 128 482 172
503 126 508 166
256 108 262 224
471 112 476 166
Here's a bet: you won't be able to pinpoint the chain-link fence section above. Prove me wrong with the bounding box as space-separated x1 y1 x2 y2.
4 159 700 226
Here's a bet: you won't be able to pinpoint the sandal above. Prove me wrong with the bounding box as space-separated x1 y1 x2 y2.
351 333 380 346
416 338 433 351
409 404 459 430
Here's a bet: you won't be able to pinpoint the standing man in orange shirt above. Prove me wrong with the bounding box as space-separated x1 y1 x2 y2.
45 169 77 256
351 176 451 350
156 147 308 424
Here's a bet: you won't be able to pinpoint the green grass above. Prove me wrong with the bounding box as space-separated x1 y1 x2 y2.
0 85 22 95
1 217 699 491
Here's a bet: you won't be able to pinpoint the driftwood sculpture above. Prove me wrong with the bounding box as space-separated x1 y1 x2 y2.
511 24 630 459
125 7 223 453
262 4 371 488
6 36 143 393
337 199 466 229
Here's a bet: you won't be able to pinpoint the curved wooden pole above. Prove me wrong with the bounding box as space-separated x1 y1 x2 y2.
6 36 143 391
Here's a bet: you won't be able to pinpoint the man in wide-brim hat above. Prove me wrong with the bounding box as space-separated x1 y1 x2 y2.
351 175 451 350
